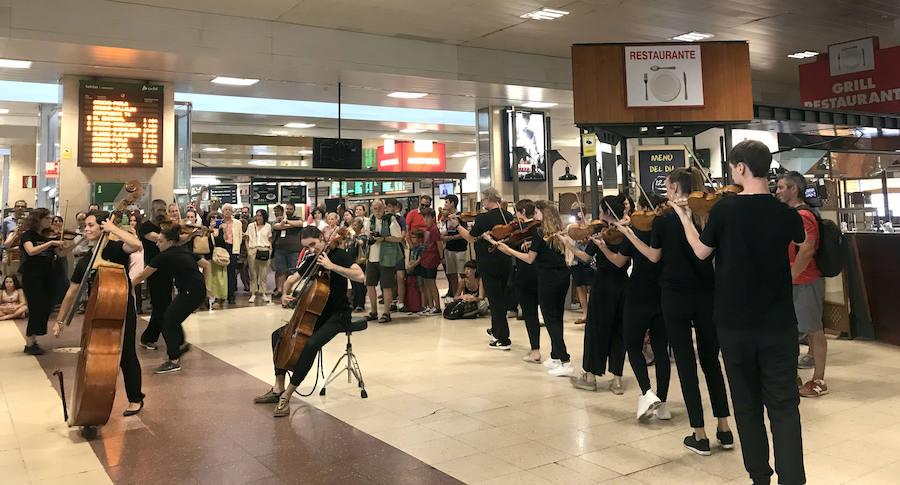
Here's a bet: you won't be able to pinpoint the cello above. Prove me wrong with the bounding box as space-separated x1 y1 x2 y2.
274 228 349 370
56 181 142 429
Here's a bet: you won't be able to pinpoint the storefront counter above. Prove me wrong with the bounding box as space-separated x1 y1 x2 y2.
847 232 900 346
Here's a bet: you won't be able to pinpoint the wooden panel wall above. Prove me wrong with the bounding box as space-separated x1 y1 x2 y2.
572 42 754 125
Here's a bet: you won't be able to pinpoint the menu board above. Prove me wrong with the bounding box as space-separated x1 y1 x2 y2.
251 184 278 204
382 181 412 195
328 180 412 197
635 145 688 195
77 81 163 167
280 185 307 204
208 184 238 205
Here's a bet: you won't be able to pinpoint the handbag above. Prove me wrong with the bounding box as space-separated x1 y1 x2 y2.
193 235 211 255
212 247 231 266
255 248 271 261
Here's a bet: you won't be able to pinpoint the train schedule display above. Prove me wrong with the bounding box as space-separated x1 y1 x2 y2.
77 81 164 167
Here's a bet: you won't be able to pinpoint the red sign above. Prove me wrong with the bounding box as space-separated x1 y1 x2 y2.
799 37 900 114
376 141 446 172
22 176 37 189
45 161 59 179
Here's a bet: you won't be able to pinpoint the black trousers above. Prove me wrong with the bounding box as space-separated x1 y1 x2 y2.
482 266 512 344
273 310 349 386
719 326 805 485
623 298 670 401
22 268 54 337
162 287 205 361
661 289 730 429
583 271 626 376
538 271 570 362
121 293 145 403
226 251 238 302
516 267 540 351
140 271 173 344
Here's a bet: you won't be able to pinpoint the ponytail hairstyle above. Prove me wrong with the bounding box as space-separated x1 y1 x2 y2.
667 166 706 196
600 195 626 220
536 201 566 254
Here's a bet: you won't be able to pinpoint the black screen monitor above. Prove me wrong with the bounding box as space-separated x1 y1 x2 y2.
313 138 362 170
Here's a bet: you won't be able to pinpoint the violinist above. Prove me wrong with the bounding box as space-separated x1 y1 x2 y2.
489 202 573 377
440 195 467 298
614 167 733 456
566 203 594 325
132 224 210 374
54 211 145 416
453 187 515 350
138 199 173 350
19 208 67 355
49 215 75 307
253 225 365 417
562 196 629 394
508 199 541 363
672 140 806 484
615 193 671 421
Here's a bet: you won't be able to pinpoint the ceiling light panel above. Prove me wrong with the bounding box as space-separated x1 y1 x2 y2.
202 147 226 152
787 51 819 59
671 32 714 42
284 122 316 128
211 76 259 86
521 102 558 108
0 109 9 114
0 59 32 69
388 92 428 99
400 128 427 134
520 8 569 20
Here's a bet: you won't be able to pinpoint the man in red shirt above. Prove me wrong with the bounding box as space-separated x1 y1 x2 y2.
406 195 432 236
776 172 828 398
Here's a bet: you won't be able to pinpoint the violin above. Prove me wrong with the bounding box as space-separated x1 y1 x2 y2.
490 221 520 240
275 228 350 370
457 210 486 223
505 220 541 249
160 219 211 237
628 206 673 232
559 220 625 245
43 228 80 240
685 185 743 216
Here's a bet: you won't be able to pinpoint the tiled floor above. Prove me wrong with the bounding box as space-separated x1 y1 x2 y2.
4 293 900 484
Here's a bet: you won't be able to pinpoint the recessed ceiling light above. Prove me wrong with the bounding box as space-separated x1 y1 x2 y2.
400 128 427 134
520 8 569 20
787 51 819 59
671 32 714 42
202 147 227 152
211 76 259 86
521 101 558 108
248 160 276 167
380 134 395 138
451 151 477 158
388 92 428 99
298 149 313 155
0 59 32 69
284 122 316 128
0 109 9 114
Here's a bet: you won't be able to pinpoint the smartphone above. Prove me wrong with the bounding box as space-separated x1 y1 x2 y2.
214 219 223 228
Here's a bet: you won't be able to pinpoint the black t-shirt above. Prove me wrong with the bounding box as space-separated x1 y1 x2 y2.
469 208 514 277
650 211 714 292
71 240 132 284
139 221 162 265
149 245 206 293
274 216 302 252
586 240 629 276
619 229 661 305
444 217 468 252
528 229 569 278
19 230 55 274
293 247 354 317
700 194 805 330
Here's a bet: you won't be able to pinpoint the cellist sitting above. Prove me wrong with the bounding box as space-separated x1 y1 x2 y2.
253 225 365 417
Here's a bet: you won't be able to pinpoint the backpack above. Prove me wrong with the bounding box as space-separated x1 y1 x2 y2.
796 206 843 277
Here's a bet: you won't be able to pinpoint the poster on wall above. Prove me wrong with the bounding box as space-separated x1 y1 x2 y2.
251 183 278 204
634 145 689 196
280 184 307 204
624 45 704 107
502 109 547 181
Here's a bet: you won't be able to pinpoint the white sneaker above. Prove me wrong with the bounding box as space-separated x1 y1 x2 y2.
263 294 272 303
548 361 573 377
542 358 561 369
248 294 256 303
637 390 662 420
654 402 671 420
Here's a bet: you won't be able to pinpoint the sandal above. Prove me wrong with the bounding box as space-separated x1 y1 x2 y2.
366 312 378 321
378 314 392 323
574 318 586 325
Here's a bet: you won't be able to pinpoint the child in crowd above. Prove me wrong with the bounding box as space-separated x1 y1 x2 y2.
443 260 488 320
404 229 425 313
419 208 443 315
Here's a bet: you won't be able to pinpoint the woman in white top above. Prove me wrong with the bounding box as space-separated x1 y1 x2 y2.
245 208 273 303
0 275 26 320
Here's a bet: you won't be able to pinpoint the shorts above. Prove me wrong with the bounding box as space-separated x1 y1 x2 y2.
366 262 397 288
444 249 467 274
793 277 825 334
420 267 438 280
571 263 594 287
273 250 301 274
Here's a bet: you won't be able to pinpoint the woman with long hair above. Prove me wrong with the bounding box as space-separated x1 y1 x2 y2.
246 209 273 303
19 208 65 354
565 196 630 394
567 202 594 325
489 201 573 377
0 275 27 320
616 166 733 456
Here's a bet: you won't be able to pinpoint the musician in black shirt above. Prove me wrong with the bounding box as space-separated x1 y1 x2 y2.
674 140 806 485
54 211 145 416
455 188 515 350
137 199 172 350
253 226 365 417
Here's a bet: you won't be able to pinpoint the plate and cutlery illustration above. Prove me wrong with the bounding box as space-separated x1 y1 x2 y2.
646 66 689 103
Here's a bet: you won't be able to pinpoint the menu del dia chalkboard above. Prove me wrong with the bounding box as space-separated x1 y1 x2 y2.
635 146 688 195
208 184 238 205
280 185 307 204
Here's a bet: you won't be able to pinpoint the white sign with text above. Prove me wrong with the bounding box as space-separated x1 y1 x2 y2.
625 45 704 107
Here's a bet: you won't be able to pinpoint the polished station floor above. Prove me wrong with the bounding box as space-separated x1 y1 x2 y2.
3 293 900 484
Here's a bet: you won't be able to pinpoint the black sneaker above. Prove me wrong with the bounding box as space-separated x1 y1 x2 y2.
398 306 411 313
716 430 735 449
684 434 711 456
24 344 45 356
390 303 398 312
154 360 182 374
179 342 192 357
488 339 511 350
140 341 158 350
486 328 493 337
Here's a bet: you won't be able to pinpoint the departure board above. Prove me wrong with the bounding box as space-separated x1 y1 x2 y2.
77 81 164 167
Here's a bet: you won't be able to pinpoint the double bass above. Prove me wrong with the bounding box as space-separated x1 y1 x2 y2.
274 228 349 370
56 181 142 429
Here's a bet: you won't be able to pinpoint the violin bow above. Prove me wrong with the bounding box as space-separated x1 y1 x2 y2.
59 200 69 242
684 145 717 190
635 183 656 211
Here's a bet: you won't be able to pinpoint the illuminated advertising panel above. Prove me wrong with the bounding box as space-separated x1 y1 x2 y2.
376 141 446 172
